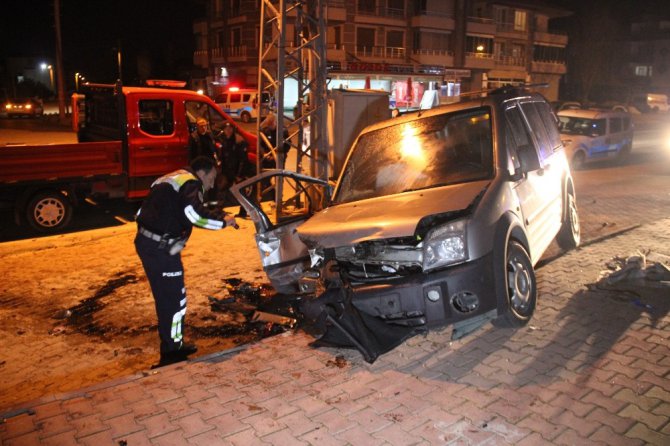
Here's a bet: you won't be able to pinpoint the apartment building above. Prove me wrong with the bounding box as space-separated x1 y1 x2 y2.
193 0 570 105
625 15 670 96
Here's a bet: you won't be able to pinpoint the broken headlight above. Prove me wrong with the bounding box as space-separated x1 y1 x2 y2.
422 219 468 272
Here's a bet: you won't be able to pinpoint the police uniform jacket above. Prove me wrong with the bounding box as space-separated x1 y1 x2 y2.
136 169 228 241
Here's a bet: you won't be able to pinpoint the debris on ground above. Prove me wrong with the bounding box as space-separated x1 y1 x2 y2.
326 355 348 368
598 250 670 286
205 278 303 341
592 251 670 325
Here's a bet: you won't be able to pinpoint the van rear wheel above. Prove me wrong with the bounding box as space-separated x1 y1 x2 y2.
556 192 580 251
25 191 73 233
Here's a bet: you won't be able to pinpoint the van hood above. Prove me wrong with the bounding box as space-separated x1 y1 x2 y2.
297 180 489 249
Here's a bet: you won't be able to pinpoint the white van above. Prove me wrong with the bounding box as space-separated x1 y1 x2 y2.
214 88 270 122
557 109 634 168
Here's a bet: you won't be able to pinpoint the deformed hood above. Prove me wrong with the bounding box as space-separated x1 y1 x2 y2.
298 180 489 248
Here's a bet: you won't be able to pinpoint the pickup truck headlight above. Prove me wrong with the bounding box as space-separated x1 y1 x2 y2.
422 219 468 272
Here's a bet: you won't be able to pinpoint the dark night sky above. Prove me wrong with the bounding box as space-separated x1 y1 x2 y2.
0 0 205 85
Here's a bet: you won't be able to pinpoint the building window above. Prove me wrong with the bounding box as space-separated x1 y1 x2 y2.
514 11 527 32
231 27 241 48
533 45 565 63
230 0 241 16
357 27 376 51
386 30 404 48
466 35 493 55
216 31 225 49
358 0 376 14
416 31 451 52
635 65 652 76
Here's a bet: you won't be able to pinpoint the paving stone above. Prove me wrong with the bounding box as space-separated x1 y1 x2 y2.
626 422 670 446
585 407 637 434
138 412 180 439
618 404 667 430
107 412 144 439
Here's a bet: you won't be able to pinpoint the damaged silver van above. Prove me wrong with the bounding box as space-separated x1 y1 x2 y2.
232 86 580 362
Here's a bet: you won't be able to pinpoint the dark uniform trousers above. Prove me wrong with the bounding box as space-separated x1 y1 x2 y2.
134 233 187 354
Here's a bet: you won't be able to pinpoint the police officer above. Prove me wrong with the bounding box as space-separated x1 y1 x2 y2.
135 156 237 367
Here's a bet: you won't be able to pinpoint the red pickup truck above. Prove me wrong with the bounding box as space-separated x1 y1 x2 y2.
0 82 257 233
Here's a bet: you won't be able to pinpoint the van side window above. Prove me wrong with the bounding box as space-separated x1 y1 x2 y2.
215 94 228 103
505 106 540 171
520 102 559 161
609 117 622 133
139 100 174 136
230 94 241 103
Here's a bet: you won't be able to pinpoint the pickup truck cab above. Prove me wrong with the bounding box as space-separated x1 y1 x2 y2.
0 82 256 233
557 108 633 169
232 86 580 362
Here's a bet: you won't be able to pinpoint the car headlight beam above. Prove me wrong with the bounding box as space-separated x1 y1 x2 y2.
422 219 468 271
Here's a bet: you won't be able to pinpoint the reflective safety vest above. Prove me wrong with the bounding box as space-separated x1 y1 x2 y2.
151 169 202 193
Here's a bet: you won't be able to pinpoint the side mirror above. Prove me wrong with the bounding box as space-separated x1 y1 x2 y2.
512 145 540 179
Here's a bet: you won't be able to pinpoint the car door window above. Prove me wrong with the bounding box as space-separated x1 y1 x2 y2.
505 105 540 171
519 102 558 162
138 100 174 136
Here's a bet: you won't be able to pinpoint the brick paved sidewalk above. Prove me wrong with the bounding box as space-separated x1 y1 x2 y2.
2 219 669 445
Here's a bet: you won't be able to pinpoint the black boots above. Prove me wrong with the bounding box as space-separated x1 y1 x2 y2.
152 342 198 368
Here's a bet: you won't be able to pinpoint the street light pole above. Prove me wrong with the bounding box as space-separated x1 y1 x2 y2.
53 0 67 123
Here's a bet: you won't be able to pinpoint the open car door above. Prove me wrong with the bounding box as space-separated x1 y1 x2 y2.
230 170 330 294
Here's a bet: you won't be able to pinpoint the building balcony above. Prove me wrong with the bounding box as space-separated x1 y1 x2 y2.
495 55 526 70
411 11 455 30
354 46 406 61
354 6 406 25
495 22 528 39
412 49 454 67
326 44 346 62
193 49 208 68
531 60 566 74
466 17 495 36
465 52 495 69
533 31 568 46
327 0 346 22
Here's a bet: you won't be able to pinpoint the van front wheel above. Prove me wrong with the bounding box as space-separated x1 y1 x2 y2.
493 240 537 328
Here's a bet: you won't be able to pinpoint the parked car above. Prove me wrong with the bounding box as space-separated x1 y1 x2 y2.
551 100 582 112
214 88 270 122
232 86 580 362
557 108 634 169
3 97 44 118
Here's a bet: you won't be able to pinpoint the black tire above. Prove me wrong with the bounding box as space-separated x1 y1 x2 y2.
25 191 73 233
493 240 536 327
241 111 251 123
571 151 586 170
556 192 580 251
618 143 632 165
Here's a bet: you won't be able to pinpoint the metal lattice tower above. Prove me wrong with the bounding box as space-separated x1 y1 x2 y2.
257 0 329 213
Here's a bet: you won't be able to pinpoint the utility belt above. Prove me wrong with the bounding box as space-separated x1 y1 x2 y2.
138 225 186 255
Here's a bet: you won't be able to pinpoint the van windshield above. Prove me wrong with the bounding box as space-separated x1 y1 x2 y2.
334 108 494 204
557 116 606 137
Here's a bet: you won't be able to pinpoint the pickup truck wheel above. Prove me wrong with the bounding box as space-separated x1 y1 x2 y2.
240 111 251 123
556 192 580 251
25 191 73 233
493 240 536 328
